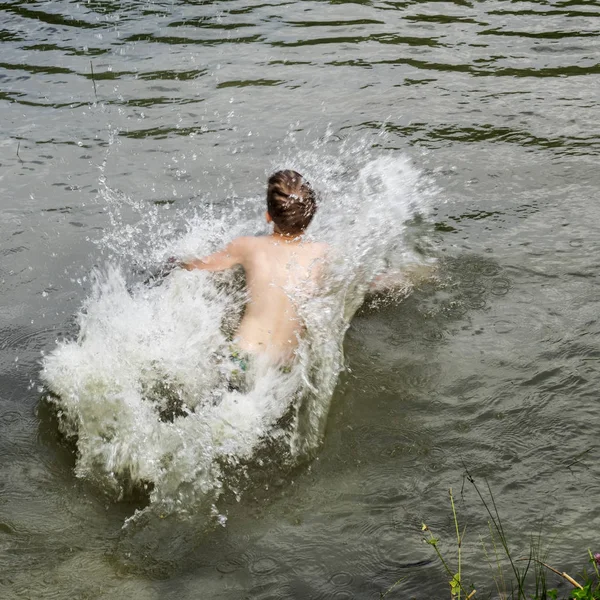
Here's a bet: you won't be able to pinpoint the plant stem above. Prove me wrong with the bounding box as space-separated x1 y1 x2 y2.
589 549 600 580
517 557 583 590
463 466 527 599
450 488 462 600
90 60 98 101
380 576 407 599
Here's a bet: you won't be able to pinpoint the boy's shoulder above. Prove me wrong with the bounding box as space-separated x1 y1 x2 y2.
228 235 260 251
231 235 328 257
227 236 271 262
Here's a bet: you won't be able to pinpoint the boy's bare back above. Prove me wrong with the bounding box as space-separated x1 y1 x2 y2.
181 170 325 363
186 235 326 361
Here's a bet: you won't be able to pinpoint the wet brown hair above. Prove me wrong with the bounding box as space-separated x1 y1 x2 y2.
266 170 317 236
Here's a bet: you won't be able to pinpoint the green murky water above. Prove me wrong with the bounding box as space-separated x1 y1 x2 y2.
1 1 599 598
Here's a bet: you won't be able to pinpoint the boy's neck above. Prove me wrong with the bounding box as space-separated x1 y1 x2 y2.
270 228 302 243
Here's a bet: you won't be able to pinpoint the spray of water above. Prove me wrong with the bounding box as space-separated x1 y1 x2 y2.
41 138 436 527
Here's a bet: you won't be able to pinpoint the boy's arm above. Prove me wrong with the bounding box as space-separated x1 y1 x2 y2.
368 263 437 294
180 238 247 272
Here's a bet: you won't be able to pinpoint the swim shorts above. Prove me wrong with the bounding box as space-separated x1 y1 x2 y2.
225 344 252 392
217 345 293 396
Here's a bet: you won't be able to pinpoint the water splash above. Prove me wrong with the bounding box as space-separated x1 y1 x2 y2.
41 141 436 527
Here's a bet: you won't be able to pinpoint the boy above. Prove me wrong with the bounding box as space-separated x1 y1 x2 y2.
180 170 327 366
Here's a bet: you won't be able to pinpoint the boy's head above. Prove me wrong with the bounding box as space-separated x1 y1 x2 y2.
266 170 317 236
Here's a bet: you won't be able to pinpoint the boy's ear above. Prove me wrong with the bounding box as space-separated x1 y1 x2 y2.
265 211 272 223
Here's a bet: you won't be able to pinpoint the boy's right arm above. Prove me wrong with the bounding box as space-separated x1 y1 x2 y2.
180 237 248 272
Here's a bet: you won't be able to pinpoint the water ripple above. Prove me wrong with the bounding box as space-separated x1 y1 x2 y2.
0 0 597 161
2 4 102 30
1 0 599 597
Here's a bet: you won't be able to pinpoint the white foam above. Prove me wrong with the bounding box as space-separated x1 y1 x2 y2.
41 148 435 525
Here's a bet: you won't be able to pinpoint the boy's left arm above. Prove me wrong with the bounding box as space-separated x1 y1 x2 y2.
368 262 437 294
180 237 248 272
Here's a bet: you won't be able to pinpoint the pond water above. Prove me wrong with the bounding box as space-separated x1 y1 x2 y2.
1 0 599 598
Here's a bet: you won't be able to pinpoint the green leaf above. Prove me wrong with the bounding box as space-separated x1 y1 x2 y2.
570 583 594 600
450 573 461 596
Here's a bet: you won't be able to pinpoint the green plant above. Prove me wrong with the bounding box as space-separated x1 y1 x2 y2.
379 576 407 599
564 550 600 599
422 488 474 599
382 466 599 599
420 468 600 600
569 581 600 600
464 469 529 599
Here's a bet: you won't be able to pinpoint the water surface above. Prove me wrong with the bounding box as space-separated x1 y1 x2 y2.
1 0 599 598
